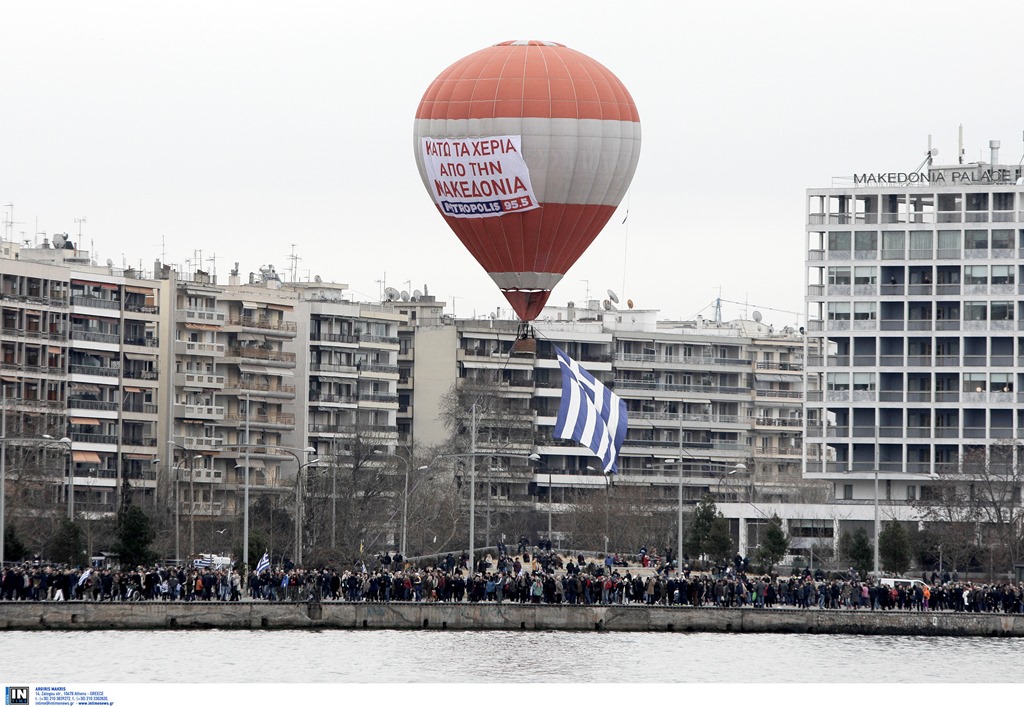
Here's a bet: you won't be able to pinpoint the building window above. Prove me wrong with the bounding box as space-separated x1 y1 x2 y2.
828 231 851 251
992 229 1014 250
964 265 988 284
843 484 853 500
990 301 1014 321
854 231 877 252
828 266 851 285
827 373 850 391
827 303 851 321
854 266 877 285
964 302 987 321
853 373 876 391
853 302 877 320
906 485 917 501
963 373 986 393
991 265 1014 285
965 230 988 250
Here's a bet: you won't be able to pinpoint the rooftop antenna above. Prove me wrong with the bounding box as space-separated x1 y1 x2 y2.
958 124 964 165
75 217 86 240
206 253 220 281
376 272 386 301
287 244 300 283
580 279 590 304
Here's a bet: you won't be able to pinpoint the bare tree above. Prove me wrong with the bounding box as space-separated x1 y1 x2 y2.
915 442 1024 575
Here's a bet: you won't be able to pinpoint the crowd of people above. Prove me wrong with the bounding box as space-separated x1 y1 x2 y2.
3 547 1024 614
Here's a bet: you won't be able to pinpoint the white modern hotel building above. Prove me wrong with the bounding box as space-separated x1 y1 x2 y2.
804 140 1024 514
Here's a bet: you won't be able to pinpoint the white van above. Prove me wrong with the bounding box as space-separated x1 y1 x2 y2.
878 577 927 591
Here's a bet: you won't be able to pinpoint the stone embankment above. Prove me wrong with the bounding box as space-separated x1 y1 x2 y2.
1 602 1022 636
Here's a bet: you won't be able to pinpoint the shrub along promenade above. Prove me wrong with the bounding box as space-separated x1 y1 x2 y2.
1 600 1023 636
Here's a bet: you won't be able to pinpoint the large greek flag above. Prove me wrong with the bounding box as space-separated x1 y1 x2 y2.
255 552 270 575
553 346 627 472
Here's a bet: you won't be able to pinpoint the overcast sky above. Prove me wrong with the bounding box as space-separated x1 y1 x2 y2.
3 1 1023 327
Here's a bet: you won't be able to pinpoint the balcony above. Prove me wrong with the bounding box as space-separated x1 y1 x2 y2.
174 340 226 357
70 330 120 345
225 316 296 334
70 364 118 378
311 332 360 345
174 372 226 389
174 403 226 420
183 308 226 325
71 295 120 311
227 346 296 364
178 436 222 451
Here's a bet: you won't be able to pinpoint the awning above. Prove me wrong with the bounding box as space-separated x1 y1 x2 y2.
23 309 42 316
755 373 789 383
72 280 107 288
48 346 63 354
70 417 100 425
266 367 294 377
240 301 260 310
1 376 19 382
241 334 265 343
70 383 100 393
267 304 293 312
125 286 153 295
123 386 143 393
72 451 101 463
185 323 219 330
235 458 266 470
99 283 118 291
122 453 152 460
123 352 156 361
238 364 269 375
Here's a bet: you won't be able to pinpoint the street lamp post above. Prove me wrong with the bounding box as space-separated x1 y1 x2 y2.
294 456 321 567
373 450 413 558
220 442 315 570
41 435 74 520
167 441 201 564
425 450 539 571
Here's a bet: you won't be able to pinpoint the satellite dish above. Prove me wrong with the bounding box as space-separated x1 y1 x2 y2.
603 299 617 311
314 275 322 283
607 289 619 304
400 290 410 302
53 233 66 248
752 311 763 323
106 258 114 267
384 287 400 301
413 289 423 301
627 299 634 309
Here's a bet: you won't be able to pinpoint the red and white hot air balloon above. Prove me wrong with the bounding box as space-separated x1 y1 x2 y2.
414 40 641 326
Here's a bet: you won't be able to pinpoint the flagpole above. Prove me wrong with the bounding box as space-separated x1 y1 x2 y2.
468 402 477 574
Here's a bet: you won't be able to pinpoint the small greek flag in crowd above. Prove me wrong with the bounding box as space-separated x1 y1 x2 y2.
553 345 627 472
255 552 270 575
77 568 92 586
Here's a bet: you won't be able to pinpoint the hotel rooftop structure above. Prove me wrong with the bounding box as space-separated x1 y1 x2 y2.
804 140 1024 510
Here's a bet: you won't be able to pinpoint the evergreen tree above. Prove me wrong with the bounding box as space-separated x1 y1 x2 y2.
113 505 156 569
846 527 873 579
685 495 733 563
879 520 912 575
755 514 789 572
49 519 86 567
4 523 28 563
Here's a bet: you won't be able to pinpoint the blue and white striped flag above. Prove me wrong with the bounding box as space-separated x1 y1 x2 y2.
255 552 270 575
77 568 92 587
553 346 627 472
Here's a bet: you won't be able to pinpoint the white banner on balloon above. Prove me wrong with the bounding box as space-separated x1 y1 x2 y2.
420 135 540 219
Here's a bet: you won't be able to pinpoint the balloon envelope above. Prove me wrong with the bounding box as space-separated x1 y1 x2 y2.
414 40 641 322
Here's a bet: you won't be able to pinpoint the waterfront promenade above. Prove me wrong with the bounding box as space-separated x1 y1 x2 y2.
2 598 1024 636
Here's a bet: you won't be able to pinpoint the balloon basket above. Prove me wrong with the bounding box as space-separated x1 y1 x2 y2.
511 337 536 355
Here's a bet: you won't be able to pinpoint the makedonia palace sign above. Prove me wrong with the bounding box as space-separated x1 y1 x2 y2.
854 168 1017 186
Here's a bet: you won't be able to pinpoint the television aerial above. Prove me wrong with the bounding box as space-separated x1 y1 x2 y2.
384 287 401 302
607 289 619 304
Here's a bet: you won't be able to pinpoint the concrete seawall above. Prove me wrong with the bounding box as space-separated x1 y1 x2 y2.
1 602 1022 636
